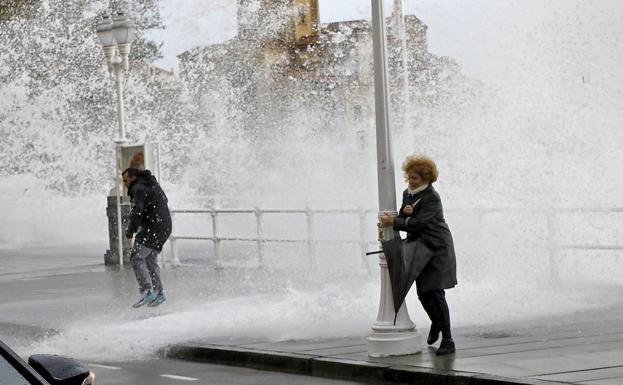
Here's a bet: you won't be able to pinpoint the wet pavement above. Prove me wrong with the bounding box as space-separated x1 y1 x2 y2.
2 246 623 385
163 314 623 385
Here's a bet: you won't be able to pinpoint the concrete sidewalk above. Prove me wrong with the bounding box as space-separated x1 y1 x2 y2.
163 316 623 385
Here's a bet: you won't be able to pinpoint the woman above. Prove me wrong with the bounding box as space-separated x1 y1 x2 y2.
380 154 457 356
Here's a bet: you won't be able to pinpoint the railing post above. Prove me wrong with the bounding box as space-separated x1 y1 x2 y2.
255 207 264 267
211 210 223 269
359 207 370 272
168 211 180 266
306 207 315 269
546 208 559 283
476 206 485 252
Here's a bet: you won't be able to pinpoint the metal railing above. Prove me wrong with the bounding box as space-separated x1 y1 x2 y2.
167 207 375 269
166 206 623 276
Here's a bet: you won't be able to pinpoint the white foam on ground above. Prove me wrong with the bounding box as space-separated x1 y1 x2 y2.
17 272 617 362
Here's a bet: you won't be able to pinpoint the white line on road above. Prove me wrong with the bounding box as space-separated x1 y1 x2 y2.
86 363 122 370
160 374 200 381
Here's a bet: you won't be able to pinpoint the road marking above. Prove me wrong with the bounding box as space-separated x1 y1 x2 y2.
160 374 199 381
87 363 122 370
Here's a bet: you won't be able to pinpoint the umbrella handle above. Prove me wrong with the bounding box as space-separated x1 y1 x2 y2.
365 250 384 256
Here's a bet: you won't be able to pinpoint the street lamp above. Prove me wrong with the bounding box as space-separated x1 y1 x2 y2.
96 12 136 266
367 0 420 357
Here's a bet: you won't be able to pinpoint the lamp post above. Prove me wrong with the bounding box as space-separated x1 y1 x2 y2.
96 12 136 266
391 0 410 133
367 0 420 357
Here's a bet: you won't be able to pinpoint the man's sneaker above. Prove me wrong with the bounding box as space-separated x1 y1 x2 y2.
132 290 156 308
147 292 166 307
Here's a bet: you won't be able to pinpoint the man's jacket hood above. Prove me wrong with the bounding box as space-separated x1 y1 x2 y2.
128 170 159 194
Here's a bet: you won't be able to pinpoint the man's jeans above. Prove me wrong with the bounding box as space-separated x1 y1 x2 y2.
130 243 163 294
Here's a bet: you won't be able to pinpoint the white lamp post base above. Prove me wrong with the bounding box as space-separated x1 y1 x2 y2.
367 252 422 357
368 330 421 358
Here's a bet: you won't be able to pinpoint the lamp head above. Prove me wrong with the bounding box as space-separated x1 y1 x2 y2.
95 15 115 47
112 13 136 45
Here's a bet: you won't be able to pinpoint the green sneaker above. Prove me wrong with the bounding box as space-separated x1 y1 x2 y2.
147 292 166 307
133 290 156 308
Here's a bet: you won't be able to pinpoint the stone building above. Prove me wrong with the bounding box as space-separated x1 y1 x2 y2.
0 0 40 21
177 0 465 144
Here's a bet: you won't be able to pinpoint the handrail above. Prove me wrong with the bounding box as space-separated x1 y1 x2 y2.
170 208 374 214
167 207 377 268
166 207 623 276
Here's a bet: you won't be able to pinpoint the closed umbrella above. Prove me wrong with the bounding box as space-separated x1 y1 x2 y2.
380 236 433 324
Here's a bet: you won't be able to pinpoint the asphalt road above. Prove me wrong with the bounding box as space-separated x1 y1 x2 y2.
0 245 378 385
87 358 372 385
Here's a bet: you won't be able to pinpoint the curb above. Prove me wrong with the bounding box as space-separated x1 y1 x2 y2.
161 344 567 385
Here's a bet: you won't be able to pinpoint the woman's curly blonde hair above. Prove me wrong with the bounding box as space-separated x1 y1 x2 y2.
402 154 438 183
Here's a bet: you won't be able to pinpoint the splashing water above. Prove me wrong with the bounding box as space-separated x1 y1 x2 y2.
2 0 623 361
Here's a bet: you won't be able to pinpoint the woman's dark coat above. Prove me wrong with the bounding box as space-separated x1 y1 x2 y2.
126 170 172 252
392 184 457 294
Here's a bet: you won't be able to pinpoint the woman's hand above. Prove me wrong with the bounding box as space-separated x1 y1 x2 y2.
403 204 414 215
379 213 394 227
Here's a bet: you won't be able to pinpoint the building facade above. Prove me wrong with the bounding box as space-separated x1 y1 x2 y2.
178 0 465 145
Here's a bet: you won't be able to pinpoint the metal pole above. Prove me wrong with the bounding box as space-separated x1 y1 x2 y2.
392 0 410 132
114 64 127 267
212 211 223 269
359 208 370 271
169 211 180 266
371 0 396 205
306 207 315 270
367 0 420 357
116 145 124 266
547 208 559 283
115 66 126 141
255 207 264 266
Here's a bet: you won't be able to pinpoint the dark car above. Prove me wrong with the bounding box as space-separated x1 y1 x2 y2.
0 339 95 385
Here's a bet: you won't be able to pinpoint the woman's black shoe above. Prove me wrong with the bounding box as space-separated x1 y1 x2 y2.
427 326 440 345
435 338 455 356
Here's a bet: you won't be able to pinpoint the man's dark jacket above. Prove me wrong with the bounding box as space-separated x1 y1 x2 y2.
126 170 172 252
392 184 457 293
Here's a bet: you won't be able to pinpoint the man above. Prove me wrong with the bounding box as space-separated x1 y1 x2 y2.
122 167 172 308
